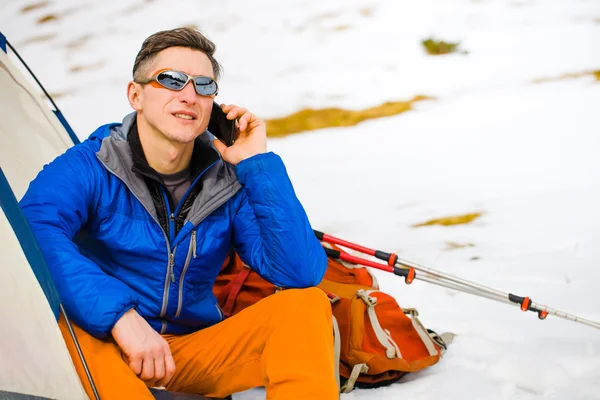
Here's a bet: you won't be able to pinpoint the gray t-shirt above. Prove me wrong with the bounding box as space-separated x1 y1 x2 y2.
159 166 193 207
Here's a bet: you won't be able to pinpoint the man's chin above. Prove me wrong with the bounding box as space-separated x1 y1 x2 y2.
166 130 203 145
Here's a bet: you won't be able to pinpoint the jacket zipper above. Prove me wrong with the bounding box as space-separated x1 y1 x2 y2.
159 246 177 317
96 157 175 332
175 230 196 318
158 189 175 323
98 155 230 332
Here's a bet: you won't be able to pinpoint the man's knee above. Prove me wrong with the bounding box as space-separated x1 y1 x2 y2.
277 287 330 311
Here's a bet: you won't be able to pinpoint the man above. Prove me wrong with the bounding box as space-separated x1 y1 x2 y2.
20 27 338 399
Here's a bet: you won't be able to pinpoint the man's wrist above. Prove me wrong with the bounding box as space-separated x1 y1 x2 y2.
111 307 137 336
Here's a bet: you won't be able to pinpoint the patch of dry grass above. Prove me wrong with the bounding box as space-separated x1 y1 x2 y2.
20 33 56 45
422 38 464 55
265 95 433 137
69 61 105 73
37 14 58 24
413 212 482 227
333 25 351 31
359 7 374 17
65 34 92 50
532 70 600 83
444 241 475 250
21 1 50 13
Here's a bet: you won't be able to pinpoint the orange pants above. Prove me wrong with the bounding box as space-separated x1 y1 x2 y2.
59 287 338 399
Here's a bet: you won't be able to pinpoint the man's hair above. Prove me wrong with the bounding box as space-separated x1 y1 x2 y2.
133 27 223 82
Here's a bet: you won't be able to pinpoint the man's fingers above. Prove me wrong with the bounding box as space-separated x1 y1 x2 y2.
165 352 176 382
153 353 166 383
128 354 143 376
156 352 176 387
222 104 248 121
138 356 155 381
238 113 253 132
220 104 261 135
213 138 227 154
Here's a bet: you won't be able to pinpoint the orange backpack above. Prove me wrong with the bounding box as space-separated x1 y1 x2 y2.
213 245 447 392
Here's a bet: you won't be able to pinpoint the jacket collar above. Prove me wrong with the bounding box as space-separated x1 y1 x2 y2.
127 117 220 185
95 112 242 242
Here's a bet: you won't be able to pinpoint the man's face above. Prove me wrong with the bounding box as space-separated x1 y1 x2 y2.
133 46 215 145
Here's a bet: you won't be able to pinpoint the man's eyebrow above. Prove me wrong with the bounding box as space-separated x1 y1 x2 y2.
149 68 215 79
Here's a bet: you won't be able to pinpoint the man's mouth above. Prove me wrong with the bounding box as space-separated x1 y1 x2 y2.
174 113 195 120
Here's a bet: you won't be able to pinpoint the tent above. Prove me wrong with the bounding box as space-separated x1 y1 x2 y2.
0 32 213 400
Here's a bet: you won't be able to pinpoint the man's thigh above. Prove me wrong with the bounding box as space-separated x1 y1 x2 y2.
163 287 333 396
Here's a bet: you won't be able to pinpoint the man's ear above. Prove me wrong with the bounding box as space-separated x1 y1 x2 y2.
127 81 143 111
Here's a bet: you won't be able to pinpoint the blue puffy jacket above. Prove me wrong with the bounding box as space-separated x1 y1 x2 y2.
20 113 327 338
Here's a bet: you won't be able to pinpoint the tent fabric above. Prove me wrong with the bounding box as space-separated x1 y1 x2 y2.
0 49 73 200
0 39 88 399
0 168 60 317
0 204 87 399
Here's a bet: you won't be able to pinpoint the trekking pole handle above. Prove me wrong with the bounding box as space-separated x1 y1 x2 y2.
322 247 393 272
322 247 416 284
315 230 398 266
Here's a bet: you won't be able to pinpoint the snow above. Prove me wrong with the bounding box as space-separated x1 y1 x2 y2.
2 0 599 398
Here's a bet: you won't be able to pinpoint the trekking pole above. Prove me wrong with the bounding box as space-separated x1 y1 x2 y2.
316 230 509 299
322 245 506 300
318 231 600 331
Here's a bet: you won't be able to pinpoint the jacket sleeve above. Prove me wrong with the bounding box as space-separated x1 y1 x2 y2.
231 152 327 288
19 144 140 338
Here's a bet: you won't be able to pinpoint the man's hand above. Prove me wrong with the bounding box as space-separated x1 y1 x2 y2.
213 104 267 165
111 308 176 387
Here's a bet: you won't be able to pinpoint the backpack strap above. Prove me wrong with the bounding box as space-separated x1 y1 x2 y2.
323 291 342 390
221 267 251 318
331 315 341 390
358 290 402 359
341 363 369 393
403 308 440 356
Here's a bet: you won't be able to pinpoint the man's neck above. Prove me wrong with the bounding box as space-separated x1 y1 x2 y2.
137 116 194 175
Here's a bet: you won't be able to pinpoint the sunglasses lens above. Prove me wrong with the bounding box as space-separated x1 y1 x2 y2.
194 76 218 96
156 71 188 90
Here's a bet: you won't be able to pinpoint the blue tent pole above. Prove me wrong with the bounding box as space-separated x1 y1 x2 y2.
0 31 6 52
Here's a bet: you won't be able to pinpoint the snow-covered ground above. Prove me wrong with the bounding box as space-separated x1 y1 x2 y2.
2 0 600 398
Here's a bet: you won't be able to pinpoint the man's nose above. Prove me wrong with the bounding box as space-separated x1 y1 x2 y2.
177 80 197 104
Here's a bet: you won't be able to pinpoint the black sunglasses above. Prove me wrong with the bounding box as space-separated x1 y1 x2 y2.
136 69 218 96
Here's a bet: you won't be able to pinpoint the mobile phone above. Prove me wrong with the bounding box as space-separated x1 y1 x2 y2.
208 102 236 147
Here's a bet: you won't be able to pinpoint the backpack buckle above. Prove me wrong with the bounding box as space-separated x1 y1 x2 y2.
402 307 419 317
356 289 377 306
